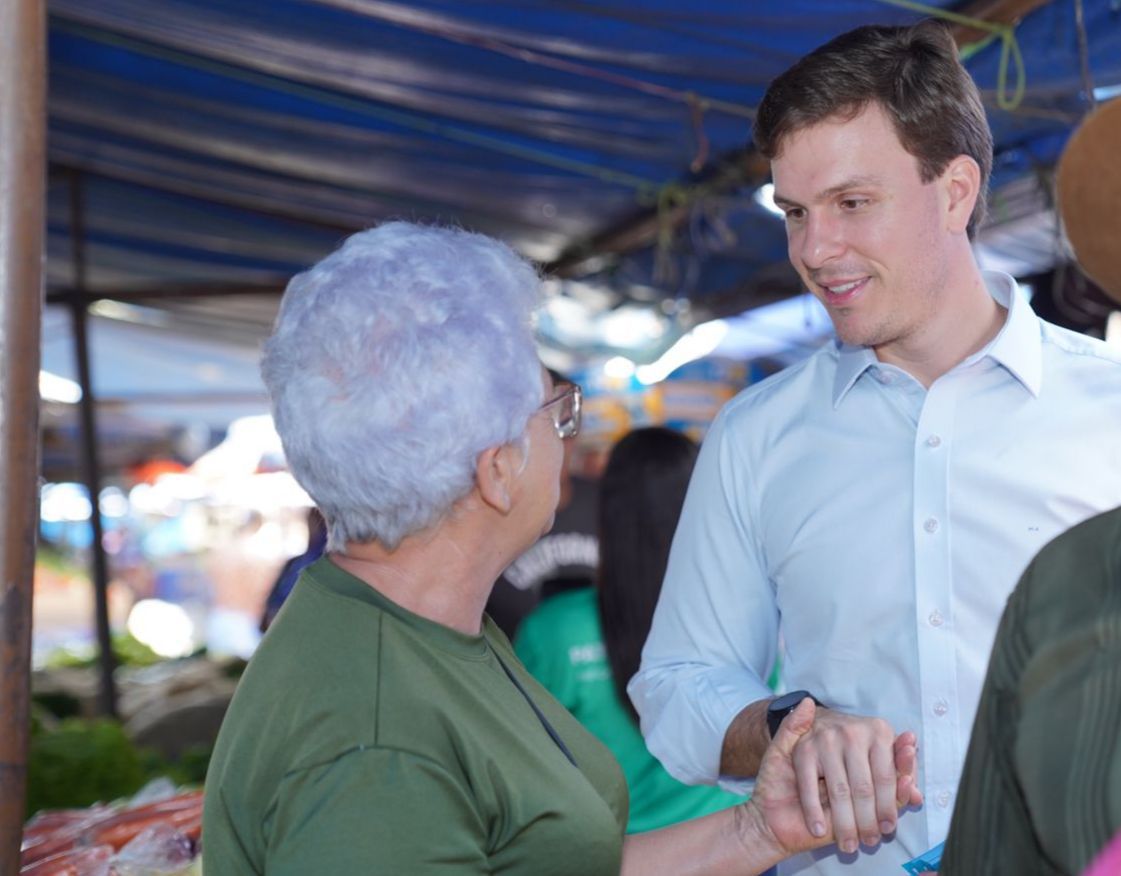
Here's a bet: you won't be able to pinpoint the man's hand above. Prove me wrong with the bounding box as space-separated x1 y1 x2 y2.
790 706 922 854
746 699 922 860
892 729 923 810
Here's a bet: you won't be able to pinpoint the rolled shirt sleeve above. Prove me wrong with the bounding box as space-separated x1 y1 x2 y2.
628 410 778 789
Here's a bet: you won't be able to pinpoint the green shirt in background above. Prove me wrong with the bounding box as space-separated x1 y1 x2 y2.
203 558 629 875
515 587 743 834
942 506 1121 875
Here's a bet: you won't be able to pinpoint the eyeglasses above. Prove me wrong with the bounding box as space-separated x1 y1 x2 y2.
539 382 582 440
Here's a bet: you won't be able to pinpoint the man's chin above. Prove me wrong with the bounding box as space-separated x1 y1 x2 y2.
829 317 883 350
837 332 873 348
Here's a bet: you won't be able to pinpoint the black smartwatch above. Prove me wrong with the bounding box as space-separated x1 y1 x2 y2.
766 690 823 738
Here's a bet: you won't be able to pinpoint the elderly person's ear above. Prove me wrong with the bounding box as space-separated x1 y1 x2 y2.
475 444 521 514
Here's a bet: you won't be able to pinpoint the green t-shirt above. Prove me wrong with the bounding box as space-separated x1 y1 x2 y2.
515 587 742 834
203 558 629 875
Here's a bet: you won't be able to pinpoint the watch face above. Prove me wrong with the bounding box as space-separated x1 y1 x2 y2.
767 690 814 737
771 690 811 712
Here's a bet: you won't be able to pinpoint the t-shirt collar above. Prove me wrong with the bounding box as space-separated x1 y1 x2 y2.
303 556 491 658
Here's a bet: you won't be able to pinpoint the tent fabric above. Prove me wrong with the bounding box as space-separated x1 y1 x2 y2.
44 0 1121 362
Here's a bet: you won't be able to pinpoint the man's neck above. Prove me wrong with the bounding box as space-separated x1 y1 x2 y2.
876 266 1006 388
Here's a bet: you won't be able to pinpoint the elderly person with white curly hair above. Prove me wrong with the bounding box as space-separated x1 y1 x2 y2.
201 222 920 875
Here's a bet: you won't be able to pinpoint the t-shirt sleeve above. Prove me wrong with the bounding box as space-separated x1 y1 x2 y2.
265 746 490 875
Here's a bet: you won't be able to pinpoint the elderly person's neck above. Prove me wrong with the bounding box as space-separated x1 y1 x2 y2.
330 504 517 637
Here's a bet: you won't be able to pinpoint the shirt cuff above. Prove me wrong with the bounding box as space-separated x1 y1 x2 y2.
631 664 772 786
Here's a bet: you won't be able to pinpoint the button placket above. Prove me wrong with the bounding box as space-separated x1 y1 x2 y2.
913 378 959 842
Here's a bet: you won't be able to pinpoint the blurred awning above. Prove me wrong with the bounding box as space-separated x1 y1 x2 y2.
42 0 1121 369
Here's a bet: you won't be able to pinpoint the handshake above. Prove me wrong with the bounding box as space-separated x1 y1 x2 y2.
738 698 924 863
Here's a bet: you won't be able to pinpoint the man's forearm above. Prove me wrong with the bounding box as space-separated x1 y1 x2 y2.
719 698 774 778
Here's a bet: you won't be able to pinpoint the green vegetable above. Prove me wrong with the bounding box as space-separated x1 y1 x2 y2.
26 718 147 816
44 632 165 670
25 718 212 817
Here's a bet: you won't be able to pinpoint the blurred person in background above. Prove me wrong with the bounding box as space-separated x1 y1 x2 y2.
202 222 919 875
203 509 285 658
516 427 744 835
485 368 600 639
259 506 327 632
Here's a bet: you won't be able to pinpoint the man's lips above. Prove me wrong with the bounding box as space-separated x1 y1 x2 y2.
815 276 869 306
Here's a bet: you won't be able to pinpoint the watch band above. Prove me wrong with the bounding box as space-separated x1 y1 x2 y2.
766 690 823 738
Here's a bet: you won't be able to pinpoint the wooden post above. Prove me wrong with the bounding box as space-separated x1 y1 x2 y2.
0 0 48 866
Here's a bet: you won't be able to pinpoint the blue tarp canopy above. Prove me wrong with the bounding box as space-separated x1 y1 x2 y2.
44 0 1121 371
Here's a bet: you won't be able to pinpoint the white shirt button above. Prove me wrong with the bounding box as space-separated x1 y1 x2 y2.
929 609 944 627
937 790 952 808
923 517 940 534
933 699 949 717
926 435 942 448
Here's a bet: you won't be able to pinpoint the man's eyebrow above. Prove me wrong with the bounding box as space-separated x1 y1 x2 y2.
773 175 884 209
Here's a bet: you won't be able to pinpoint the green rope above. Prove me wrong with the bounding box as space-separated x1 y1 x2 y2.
996 28 1026 110
870 0 1026 110
59 3 1034 276
871 0 1005 31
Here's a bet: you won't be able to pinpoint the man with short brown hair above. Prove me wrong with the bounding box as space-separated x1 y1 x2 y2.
631 20 1121 876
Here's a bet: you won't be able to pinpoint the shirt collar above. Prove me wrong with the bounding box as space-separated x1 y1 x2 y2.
832 343 877 406
976 270 1042 397
831 270 1042 407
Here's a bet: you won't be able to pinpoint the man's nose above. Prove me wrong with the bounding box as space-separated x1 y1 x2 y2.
797 212 845 270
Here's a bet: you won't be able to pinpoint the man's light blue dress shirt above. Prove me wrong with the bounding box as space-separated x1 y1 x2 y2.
630 272 1121 875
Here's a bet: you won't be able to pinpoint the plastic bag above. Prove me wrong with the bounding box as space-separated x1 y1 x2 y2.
20 844 113 875
111 824 196 876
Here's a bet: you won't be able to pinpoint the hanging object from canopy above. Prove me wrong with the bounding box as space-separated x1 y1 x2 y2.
1057 97 1121 305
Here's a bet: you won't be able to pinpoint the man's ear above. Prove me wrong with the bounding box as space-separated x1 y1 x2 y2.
475 444 518 515
942 154 980 235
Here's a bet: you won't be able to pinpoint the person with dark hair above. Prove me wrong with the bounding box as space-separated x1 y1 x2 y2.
631 20 1121 876
752 20 993 240
516 428 742 834
598 428 696 720
486 369 600 640
259 507 327 632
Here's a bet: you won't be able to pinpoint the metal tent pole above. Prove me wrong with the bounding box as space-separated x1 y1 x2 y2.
0 0 47 867
68 173 118 719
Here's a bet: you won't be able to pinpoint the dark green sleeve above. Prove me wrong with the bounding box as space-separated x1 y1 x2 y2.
940 568 1046 874
265 746 490 875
